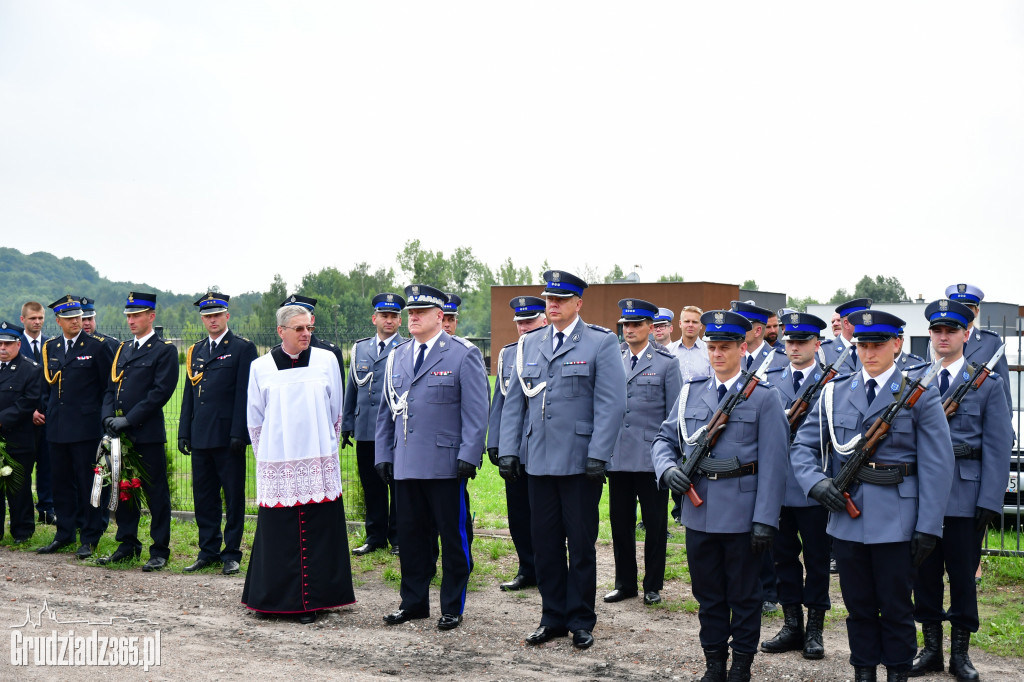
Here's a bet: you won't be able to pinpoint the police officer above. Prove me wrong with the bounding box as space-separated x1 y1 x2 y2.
343 292 406 556
0 321 42 543
279 294 347 388
760 312 832 660
651 309 788 682
79 297 119 353
790 309 954 682
375 284 489 631
486 295 547 592
499 270 626 650
945 283 1013 413
910 300 1012 680
178 293 257 575
37 296 114 558
731 301 777 372
604 299 681 607
894 329 925 371
821 298 873 373
98 292 179 571
651 308 675 348
442 293 461 336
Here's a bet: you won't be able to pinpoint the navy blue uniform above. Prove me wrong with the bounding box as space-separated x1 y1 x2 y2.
0 356 42 540
102 336 179 560
178 331 257 564
41 333 114 547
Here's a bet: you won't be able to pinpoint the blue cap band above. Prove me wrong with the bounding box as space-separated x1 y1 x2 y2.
929 311 970 328
545 280 584 296
854 323 901 336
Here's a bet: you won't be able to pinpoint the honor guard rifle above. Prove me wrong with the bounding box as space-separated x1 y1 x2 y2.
831 363 940 518
788 345 852 435
943 344 1005 419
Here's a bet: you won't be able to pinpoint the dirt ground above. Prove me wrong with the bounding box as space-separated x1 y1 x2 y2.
2 536 1022 681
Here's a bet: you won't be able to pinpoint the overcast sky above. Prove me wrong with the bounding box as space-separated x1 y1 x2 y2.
2 1 1022 303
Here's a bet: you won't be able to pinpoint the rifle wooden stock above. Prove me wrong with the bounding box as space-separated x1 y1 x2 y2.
833 375 931 518
943 363 991 419
788 363 843 434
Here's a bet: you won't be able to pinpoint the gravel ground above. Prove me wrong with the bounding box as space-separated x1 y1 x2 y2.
2 538 1022 681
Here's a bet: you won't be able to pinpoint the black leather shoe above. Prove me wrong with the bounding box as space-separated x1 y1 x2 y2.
38 511 57 526
383 609 429 625
603 588 638 603
643 591 662 605
36 540 73 554
297 611 317 624
11 536 31 545
525 625 568 645
183 558 218 573
96 548 141 565
222 560 241 575
141 557 167 572
572 629 595 649
75 544 95 559
390 546 400 555
437 614 462 630
500 575 536 592
352 543 386 556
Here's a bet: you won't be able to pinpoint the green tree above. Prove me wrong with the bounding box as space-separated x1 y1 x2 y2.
256 274 288 327
496 257 532 286
741 279 759 291
827 287 851 305
397 239 448 288
657 272 684 282
603 264 625 283
853 275 908 303
786 295 821 313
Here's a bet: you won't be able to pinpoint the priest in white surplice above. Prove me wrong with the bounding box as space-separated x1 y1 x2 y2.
242 304 355 624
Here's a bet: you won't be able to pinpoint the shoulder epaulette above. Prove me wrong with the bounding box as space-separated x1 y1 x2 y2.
43 337 59 347
502 340 518 350
355 336 373 344
26 358 38 366
688 375 710 384
234 335 251 344
523 325 546 336
905 362 930 373
164 339 174 345
654 348 675 360
979 328 1000 338
452 335 475 349
89 333 106 342
830 373 855 383
588 324 612 334
765 366 786 375
394 338 413 348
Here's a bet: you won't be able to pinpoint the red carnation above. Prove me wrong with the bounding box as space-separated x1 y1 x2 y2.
94 467 102 474
119 491 130 502
119 480 130 489
131 478 142 488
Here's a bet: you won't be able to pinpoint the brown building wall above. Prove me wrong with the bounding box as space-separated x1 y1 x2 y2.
489 282 740 374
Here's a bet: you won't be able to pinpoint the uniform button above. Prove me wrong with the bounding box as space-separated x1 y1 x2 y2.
627 393 632 398
625 409 630 413
410 428 414 433
625 423 630 428
546 415 551 420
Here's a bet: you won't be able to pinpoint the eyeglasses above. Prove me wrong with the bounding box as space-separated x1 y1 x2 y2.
281 325 315 333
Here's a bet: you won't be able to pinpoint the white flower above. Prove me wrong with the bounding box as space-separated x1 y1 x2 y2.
0 466 12 477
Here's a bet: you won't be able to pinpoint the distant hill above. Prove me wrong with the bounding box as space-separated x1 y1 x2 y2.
0 247 262 332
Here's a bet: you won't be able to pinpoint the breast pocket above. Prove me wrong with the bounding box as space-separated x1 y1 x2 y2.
951 400 981 434
427 374 457 403
635 374 662 402
831 411 861 444
887 414 914 450
561 363 590 397
720 408 756 444
518 365 541 390
684 406 710 435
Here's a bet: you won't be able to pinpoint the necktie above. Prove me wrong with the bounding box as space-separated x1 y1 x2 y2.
134 340 141 351
31 339 39 361
851 347 858 367
554 332 565 353
65 338 75 360
378 340 386 356
0 363 6 372
717 383 728 403
746 355 753 370
210 340 217 357
939 368 950 395
414 343 427 374
866 378 877 404
793 370 804 394
630 355 637 371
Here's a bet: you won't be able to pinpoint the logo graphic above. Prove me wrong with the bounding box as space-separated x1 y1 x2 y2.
862 313 873 326
714 312 724 324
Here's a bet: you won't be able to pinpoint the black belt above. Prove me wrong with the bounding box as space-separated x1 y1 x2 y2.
698 458 757 480
952 443 982 460
855 462 917 486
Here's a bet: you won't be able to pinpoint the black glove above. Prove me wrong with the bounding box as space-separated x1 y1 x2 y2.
661 466 691 495
584 458 607 483
750 522 775 554
177 438 191 456
910 531 938 567
457 460 477 480
487 447 499 467
375 462 393 484
107 416 130 436
809 478 846 513
975 506 998 533
102 417 116 437
229 437 247 456
341 431 354 449
497 456 520 483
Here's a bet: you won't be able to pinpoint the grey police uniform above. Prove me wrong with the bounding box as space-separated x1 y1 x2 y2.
499 317 626 633
375 330 489 618
342 333 406 550
608 342 681 596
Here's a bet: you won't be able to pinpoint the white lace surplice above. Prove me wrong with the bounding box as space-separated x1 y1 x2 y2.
247 348 343 507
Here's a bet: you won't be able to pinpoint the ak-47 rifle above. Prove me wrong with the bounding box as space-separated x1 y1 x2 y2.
943 344 1005 419
831 363 940 518
678 350 775 508
788 345 852 435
